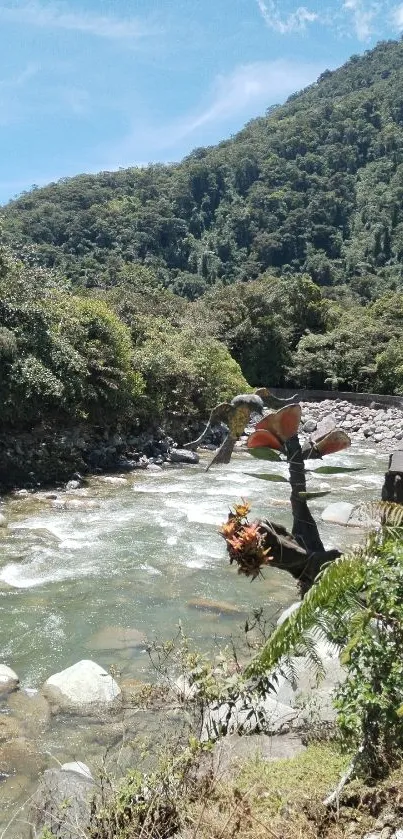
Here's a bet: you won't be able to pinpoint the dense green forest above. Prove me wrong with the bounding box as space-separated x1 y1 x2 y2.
2 39 403 442
4 38 403 295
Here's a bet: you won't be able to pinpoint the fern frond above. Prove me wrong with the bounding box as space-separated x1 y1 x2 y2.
245 548 367 679
354 501 403 529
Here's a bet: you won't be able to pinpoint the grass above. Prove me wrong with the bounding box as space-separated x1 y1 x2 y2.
182 742 350 839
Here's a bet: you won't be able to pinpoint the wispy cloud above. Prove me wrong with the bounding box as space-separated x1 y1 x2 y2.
106 59 325 167
256 0 318 34
342 0 378 40
0 62 39 89
0 62 39 125
392 1 403 27
181 60 320 133
0 1 152 40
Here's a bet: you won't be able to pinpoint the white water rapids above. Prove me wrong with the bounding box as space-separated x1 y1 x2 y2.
0 444 387 835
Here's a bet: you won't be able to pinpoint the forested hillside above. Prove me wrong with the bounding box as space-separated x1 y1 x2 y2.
3 38 403 297
1 38 403 454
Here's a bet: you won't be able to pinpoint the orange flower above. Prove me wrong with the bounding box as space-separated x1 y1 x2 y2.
237 522 260 548
220 519 238 540
233 500 251 519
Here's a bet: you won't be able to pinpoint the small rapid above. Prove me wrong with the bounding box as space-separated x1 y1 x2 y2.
0 443 388 836
0 445 386 688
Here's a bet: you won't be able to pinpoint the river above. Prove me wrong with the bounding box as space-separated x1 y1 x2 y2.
0 443 386 835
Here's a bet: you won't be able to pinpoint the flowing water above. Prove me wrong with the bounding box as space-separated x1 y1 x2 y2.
0 444 387 834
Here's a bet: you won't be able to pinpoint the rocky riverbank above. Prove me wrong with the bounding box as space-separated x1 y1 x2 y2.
298 398 403 451
0 425 199 492
2 396 402 493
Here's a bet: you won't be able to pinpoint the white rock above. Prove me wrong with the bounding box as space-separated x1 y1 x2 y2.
202 695 297 740
43 659 121 713
277 602 301 626
66 480 81 491
174 675 199 700
61 761 93 780
0 664 19 695
275 654 345 723
321 501 355 526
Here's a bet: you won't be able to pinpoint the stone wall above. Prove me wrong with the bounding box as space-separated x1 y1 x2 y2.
0 425 171 491
271 387 403 410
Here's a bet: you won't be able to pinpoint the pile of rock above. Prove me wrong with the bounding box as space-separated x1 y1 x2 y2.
299 399 403 451
0 425 200 492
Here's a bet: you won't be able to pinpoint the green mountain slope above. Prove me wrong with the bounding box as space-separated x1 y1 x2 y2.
3 39 403 296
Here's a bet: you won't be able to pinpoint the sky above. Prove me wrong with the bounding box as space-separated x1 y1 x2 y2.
0 0 402 204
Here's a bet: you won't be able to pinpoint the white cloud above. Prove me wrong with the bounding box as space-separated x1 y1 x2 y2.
342 0 378 40
107 59 325 167
181 60 320 134
256 0 318 34
392 2 403 27
0 1 151 40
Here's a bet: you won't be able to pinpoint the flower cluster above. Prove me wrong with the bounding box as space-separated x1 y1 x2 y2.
220 501 272 580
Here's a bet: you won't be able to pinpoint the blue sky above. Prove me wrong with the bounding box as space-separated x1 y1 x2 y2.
0 0 402 204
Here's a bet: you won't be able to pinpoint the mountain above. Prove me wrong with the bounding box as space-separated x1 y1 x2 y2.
3 38 403 298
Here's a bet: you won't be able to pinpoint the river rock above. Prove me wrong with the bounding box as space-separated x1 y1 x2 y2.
65 479 81 491
303 419 317 433
86 625 147 652
321 501 356 526
275 655 345 723
277 602 300 626
0 714 23 743
61 761 93 779
30 767 96 839
169 448 200 465
0 663 19 695
8 690 51 736
212 732 305 774
187 598 244 616
42 659 122 714
0 513 8 528
202 694 297 740
0 736 46 777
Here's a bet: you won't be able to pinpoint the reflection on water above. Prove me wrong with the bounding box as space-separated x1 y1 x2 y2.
0 444 387 835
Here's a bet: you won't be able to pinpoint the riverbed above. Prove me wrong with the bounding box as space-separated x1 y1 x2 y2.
0 443 387 835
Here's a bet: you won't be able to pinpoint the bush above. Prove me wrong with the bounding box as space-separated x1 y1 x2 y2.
132 319 249 436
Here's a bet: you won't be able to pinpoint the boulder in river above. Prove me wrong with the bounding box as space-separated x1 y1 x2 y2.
0 513 8 528
0 663 19 696
86 625 147 652
187 597 245 616
30 767 96 839
321 501 356 526
169 448 200 464
8 689 51 736
42 659 122 714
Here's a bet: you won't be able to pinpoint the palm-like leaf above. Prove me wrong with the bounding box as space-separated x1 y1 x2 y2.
245 547 367 679
255 404 301 441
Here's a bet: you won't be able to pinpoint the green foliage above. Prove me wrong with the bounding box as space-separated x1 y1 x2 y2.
336 530 403 777
5 44 403 394
245 511 403 779
131 319 248 434
4 39 403 297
